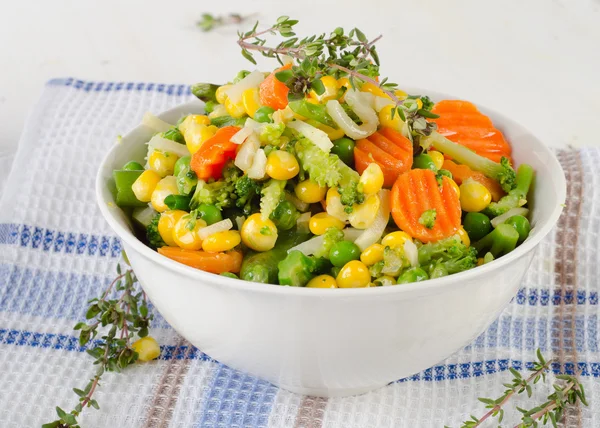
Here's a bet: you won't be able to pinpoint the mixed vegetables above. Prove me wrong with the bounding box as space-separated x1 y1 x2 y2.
111 18 534 288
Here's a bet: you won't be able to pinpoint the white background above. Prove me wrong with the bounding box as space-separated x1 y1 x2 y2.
1 0 599 181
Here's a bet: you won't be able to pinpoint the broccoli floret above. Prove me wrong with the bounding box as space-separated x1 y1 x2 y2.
260 179 286 220
380 246 411 277
337 161 364 210
146 213 165 249
295 139 341 187
162 128 185 144
425 132 516 192
260 123 286 146
314 227 345 259
234 175 262 214
419 96 434 111
418 235 477 275
419 209 437 229
190 179 236 210
484 164 534 217
277 250 317 286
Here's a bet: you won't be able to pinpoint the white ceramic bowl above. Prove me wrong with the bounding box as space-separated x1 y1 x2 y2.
96 88 565 397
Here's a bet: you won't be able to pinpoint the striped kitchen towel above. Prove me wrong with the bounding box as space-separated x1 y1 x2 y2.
0 78 597 427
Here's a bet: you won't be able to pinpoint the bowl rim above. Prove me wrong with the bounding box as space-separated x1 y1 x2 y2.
96 86 566 298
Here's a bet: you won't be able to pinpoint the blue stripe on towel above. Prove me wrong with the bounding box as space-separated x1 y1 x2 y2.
46 78 192 96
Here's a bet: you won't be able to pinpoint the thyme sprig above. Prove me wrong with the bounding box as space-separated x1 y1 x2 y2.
42 254 153 428
197 13 249 32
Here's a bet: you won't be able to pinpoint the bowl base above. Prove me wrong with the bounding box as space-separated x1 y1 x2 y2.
279 383 388 397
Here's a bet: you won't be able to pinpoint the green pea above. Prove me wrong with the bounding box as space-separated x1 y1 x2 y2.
197 204 222 225
505 215 531 244
331 137 355 167
254 106 276 123
329 240 361 267
397 267 429 284
412 154 436 171
429 264 448 279
220 272 239 279
174 156 191 176
330 266 342 278
122 161 144 171
463 212 492 242
270 200 299 231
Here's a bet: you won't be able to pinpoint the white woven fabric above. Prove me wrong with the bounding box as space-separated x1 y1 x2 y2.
0 79 597 427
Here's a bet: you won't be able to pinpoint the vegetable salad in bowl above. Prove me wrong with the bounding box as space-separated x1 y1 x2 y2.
111 19 534 289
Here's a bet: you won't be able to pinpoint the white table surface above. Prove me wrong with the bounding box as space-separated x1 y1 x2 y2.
1 0 599 191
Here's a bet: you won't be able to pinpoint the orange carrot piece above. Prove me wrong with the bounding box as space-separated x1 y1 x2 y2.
442 160 505 202
354 127 412 187
259 63 292 111
158 248 243 274
390 169 461 243
190 126 240 180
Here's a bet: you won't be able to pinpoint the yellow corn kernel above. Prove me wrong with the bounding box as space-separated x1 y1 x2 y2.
337 77 350 89
132 336 160 362
381 231 412 249
307 274 338 288
336 260 371 288
148 150 179 177
242 87 262 118
307 120 345 141
157 210 187 247
349 194 380 229
241 213 278 252
416 98 423 109
309 75 339 102
266 150 300 180
184 124 218 155
215 85 231 104
361 81 388 99
202 230 241 253
477 258 484 266
378 104 404 131
295 180 327 204
173 215 207 250
448 179 460 198
150 176 179 212
459 179 492 212
208 104 228 119
359 163 384 195
225 97 247 118
360 243 385 266
132 170 161 203
394 89 408 100
457 226 470 247
428 151 445 170
179 114 210 133
325 187 349 222
309 212 346 235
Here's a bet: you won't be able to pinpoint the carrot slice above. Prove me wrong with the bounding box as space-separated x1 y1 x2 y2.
158 248 243 274
431 100 512 163
442 159 505 202
259 63 291 111
390 169 461 243
354 127 412 187
190 126 240 180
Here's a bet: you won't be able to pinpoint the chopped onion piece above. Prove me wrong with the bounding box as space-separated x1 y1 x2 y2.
234 216 246 230
247 149 267 179
296 212 311 233
288 228 363 255
132 205 157 228
403 239 419 267
231 126 254 145
244 118 264 133
235 133 260 171
491 207 529 228
326 91 379 140
373 95 394 112
343 227 363 241
198 218 233 240
285 192 310 212
142 112 173 133
147 135 190 158
287 120 333 153
225 70 265 104
354 189 390 250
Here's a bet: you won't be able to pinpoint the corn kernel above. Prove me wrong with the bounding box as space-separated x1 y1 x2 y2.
336 260 371 288
428 151 445 170
158 210 186 247
295 180 327 204
378 104 404 131
394 89 408 100
225 97 247 118
359 163 384 195
184 123 217 155
173 215 207 250
477 258 484 266
148 150 179 177
337 77 351 89
151 176 179 212
457 226 470 247
360 243 385 266
309 212 346 235
325 187 349 222
215 85 231 104
179 115 210 134
202 230 241 253
307 274 338 288
416 98 423 109
361 81 388 99
381 231 412 249
266 150 300 180
242 87 262 118
459 179 492 212
349 194 380 229
308 120 345 141
241 213 278 251
132 170 161 203
309 75 339 102
132 336 160 362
